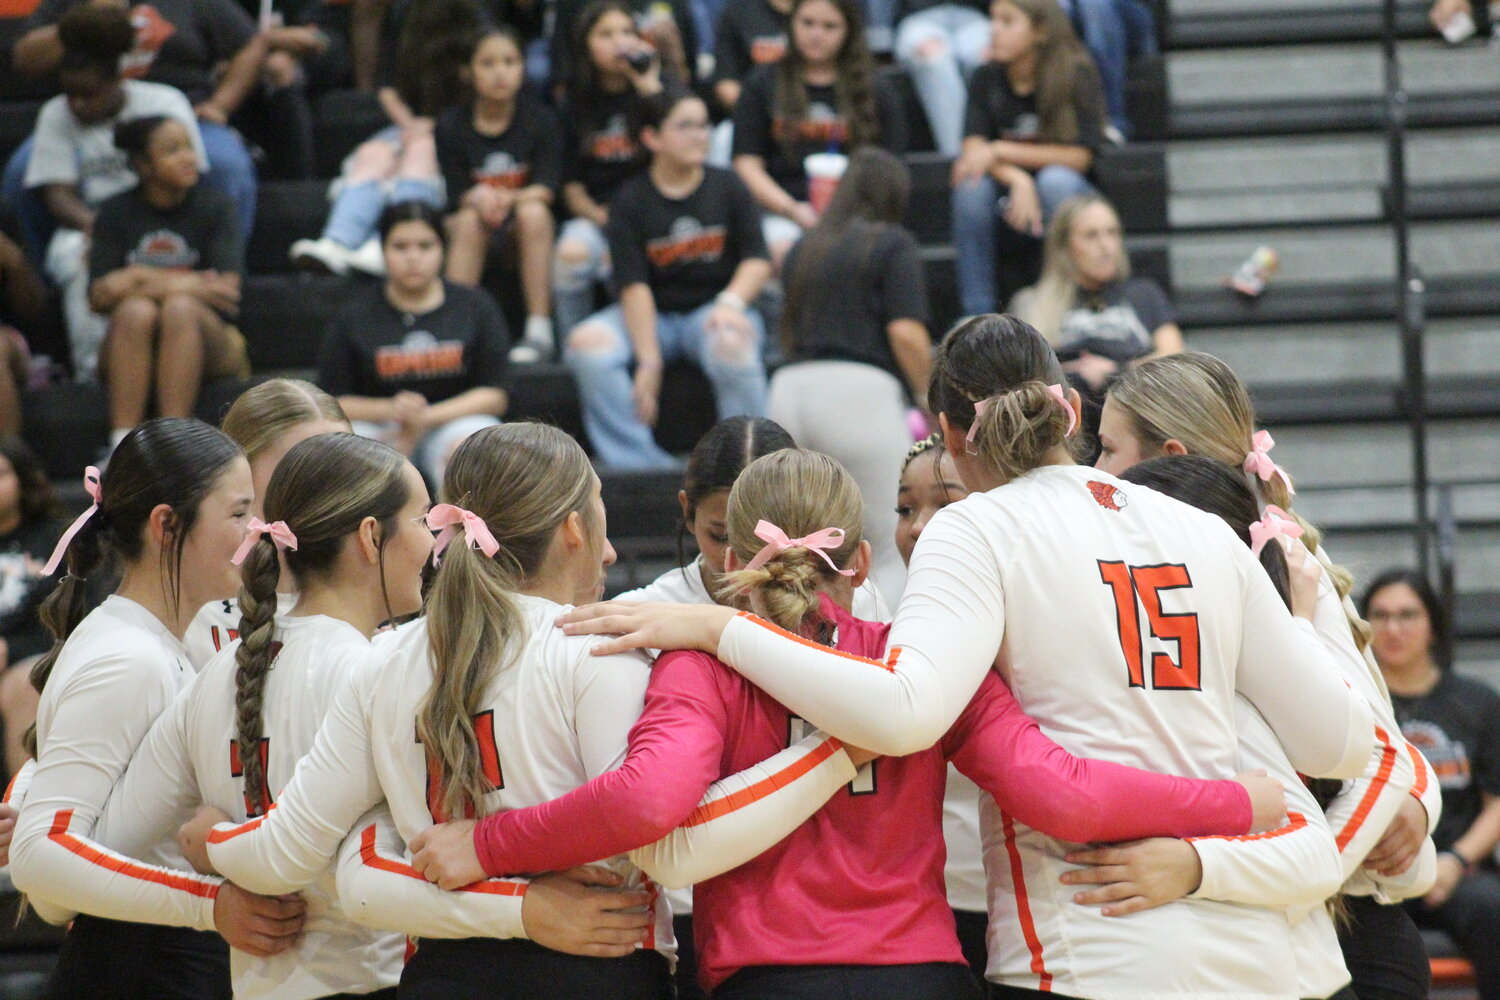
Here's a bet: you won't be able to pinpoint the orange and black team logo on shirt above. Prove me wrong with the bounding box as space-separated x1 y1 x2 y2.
473 151 531 190
646 217 727 269
375 330 466 381
750 34 787 64
1402 720 1472 790
772 102 848 146
1087 481 1128 512
588 113 638 162
128 229 199 269
121 4 177 78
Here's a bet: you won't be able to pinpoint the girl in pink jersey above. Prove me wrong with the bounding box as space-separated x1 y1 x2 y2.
413 447 1282 999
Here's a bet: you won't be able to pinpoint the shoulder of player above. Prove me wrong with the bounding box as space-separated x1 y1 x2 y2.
650 647 735 695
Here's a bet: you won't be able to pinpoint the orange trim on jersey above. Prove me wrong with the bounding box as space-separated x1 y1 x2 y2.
1001 811 1052 992
357 825 525 897
3 769 21 805
1407 741 1429 800
1335 725 1398 851
1188 810 1309 844
47 809 220 899
681 736 845 827
205 806 272 844
736 612 898 673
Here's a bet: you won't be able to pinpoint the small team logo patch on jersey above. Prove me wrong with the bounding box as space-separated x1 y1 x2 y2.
1087 481 1128 511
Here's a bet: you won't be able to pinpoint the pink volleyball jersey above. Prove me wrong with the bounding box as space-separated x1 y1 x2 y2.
473 597 1252 992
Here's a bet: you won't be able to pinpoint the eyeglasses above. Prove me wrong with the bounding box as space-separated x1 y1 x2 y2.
1368 609 1426 626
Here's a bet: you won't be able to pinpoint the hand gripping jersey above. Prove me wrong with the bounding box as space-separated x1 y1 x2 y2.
85 615 403 1000
10 597 220 930
205 595 675 962
703 466 1375 1000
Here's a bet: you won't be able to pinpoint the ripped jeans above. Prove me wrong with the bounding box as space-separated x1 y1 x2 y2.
566 301 768 469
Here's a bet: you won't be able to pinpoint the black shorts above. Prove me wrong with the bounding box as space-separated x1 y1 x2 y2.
398 937 672 1000
323 991 399 1000
674 912 709 1000
715 961 981 1000
1340 894 1430 1000
47 914 230 1000
953 907 990 988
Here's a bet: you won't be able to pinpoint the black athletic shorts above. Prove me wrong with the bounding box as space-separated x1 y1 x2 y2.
399 937 671 1000
47 914 230 1000
714 961 981 1000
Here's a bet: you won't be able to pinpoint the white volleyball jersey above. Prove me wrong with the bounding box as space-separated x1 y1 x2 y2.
10 596 221 931
206 594 676 961
713 465 1375 999
942 766 987 913
184 594 298 671
89 614 403 1000
619 556 890 623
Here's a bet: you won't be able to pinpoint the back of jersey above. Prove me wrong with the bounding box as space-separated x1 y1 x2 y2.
953 465 1297 999
368 597 677 960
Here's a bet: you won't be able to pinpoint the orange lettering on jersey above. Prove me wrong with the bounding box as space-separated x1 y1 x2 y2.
749 36 787 63
1086 481 1128 511
417 710 504 822
589 132 638 162
122 5 176 78
474 167 532 190
374 342 466 380
228 737 274 816
771 116 849 146
210 625 239 652
645 228 727 269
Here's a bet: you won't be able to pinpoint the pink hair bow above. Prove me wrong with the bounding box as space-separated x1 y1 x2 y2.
1249 504 1304 557
1243 429 1295 496
743 520 855 577
232 518 299 566
966 384 1077 449
42 466 102 576
425 504 499 564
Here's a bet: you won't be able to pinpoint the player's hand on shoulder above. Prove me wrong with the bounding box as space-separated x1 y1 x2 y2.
1232 768 1287 833
179 805 235 874
410 819 484 891
1060 838 1204 917
213 884 307 957
521 865 652 958
556 601 736 658
1283 538 1321 622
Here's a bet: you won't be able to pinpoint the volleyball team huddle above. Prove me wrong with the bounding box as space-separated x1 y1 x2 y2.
0 314 1439 1000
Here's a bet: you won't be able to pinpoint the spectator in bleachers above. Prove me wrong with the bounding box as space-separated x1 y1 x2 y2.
566 87 770 470
318 200 509 485
438 24 562 364
950 0 1104 316
89 115 248 451
769 146 929 602
552 0 662 336
894 0 991 157
10 0 260 237
290 0 479 275
711 0 790 113
0 436 66 784
0 226 46 437
551 0 697 95
731 0 907 264
18 5 209 384
1364 569 1500 1000
1010 193 1181 410
1061 0 1156 139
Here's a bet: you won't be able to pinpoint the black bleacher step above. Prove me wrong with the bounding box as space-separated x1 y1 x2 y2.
1166 5 1431 49
1246 373 1500 426
1176 275 1500 328
247 180 330 273
240 272 354 371
600 468 683 542
1170 92 1500 140
1396 179 1500 221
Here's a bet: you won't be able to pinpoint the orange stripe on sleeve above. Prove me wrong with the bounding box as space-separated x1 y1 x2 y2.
47 809 220 899
681 736 844 828
1335 725 1398 851
205 807 271 845
1188 810 1309 844
1001 811 1052 992
736 612 896 673
1407 742 1429 800
358 825 525 897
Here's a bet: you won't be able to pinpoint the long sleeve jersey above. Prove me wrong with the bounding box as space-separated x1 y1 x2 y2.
83 614 404 1000
183 594 298 670
10 596 221 931
205 595 675 962
471 597 1253 992
700 466 1374 1000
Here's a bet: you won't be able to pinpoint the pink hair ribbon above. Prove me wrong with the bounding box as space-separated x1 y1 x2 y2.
1249 504 1304 557
425 504 499 564
232 518 299 566
42 466 102 576
743 520 855 577
965 384 1078 448
1243 429 1295 496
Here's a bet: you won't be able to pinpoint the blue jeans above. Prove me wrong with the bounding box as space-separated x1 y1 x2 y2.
2 125 258 258
951 166 1094 316
690 0 730 55
895 6 992 156
861 0 899 51
1059 0 1156 136
566 301 768 469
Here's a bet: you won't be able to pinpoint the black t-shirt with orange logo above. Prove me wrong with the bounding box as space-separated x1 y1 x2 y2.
560 90 648 208
30 0 256 104
435 98 564 213
731 64 905 203
712 0 788 89
1391 670 1500 853
608 166 766 314
88 183 243 294
318 280 511 403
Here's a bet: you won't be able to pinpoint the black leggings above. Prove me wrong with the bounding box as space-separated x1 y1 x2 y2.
399 937 671 1000
715 962 981 1000
47 915 230 1000
1339 895 1430 1000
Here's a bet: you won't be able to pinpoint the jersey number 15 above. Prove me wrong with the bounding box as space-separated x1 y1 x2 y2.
1097 560 1201 692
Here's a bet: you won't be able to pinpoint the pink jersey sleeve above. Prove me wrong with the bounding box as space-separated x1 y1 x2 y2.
474 650 730 877
944 670 1253 842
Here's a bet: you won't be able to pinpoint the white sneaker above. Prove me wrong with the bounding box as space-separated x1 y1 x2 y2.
346 237 387 277
290 237 351 275
509 316 556 364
